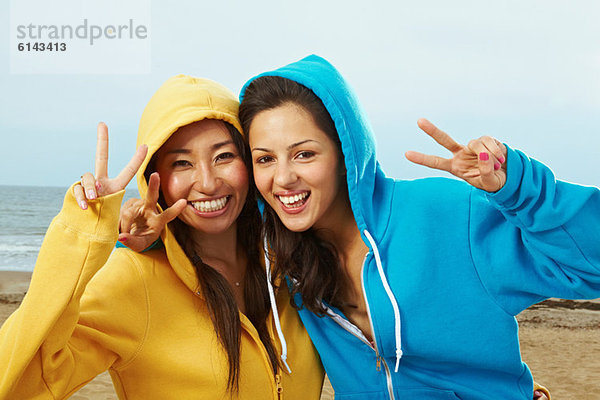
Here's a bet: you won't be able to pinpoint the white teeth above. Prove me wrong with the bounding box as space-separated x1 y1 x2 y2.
277 192 309 207
191 196 229 213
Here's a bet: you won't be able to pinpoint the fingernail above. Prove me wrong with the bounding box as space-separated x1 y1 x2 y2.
479 152 489 161
79 201 88 210
494 162 501 170
534 391 541 396
499 156 505 164
118 237 127 242
86 190 97 200
95 182 102 192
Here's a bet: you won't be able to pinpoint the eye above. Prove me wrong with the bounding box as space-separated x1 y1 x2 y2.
295 151 315 160
172 159 192 168
255 155 274 164
215 152 236 162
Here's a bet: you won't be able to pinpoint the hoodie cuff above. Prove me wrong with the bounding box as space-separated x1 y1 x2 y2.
483 144 525 209
54 182 125 241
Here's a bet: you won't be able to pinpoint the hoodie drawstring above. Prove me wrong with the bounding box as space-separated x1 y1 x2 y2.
264 244 292 374
363 230 403 372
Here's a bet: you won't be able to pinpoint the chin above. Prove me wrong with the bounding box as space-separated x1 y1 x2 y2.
278 217 313 233
194 223 234 235
181 214 235 235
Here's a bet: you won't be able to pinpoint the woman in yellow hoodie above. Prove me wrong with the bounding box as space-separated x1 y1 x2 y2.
0 75 323 399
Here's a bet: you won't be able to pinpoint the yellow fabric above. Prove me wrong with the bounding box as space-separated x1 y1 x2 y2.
0 75 324 399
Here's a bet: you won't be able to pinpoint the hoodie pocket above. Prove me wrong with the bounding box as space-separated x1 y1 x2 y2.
336 387 460 400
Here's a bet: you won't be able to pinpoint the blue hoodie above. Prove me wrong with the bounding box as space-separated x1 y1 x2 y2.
240 55 600 400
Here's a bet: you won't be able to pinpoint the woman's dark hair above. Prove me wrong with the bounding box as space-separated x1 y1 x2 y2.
239 76 349 315
145 120 279 392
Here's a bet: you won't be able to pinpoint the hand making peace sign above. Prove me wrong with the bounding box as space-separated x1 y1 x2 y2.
117 172 186 252
74 122 148 209
405 118 508 192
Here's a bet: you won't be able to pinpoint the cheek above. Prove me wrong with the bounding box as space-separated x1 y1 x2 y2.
225 161 250 196
309 162 342 200
159 172 185 205
251 168 272 198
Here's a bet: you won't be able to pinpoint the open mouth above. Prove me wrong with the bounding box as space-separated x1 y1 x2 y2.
276 191 310 209
190 196 230 213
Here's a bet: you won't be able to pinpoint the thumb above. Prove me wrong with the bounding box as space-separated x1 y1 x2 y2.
160 199 187 225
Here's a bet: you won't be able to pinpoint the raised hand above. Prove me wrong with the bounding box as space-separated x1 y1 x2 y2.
117 172 187 252
533 390 549 400
405 118 507 192
74 122 148 209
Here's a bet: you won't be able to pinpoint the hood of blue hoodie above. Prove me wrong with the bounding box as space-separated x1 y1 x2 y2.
240 54 395 242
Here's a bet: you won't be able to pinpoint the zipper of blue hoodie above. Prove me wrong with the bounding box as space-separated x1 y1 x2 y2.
325 252 396 400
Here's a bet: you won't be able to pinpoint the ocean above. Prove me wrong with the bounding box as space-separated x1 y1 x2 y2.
0 185 139 272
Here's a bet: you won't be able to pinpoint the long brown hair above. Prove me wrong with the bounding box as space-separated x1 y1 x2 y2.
145 120 279 391
239 76 349 315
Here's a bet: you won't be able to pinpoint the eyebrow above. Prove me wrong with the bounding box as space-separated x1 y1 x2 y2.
251 139 317 153
165 148 191 155
165 140 234 155
211 140 234 151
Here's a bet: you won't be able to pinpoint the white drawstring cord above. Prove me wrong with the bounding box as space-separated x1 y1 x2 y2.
363 230 403 372
264 244 292 374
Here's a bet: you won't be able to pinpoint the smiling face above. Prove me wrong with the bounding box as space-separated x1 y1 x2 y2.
155 119 249 235
249 103 348 233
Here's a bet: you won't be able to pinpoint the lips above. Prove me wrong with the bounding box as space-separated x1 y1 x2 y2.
190 195 230 213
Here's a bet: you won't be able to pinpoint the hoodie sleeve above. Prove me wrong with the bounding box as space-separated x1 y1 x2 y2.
469 146 600 315
0 184 147 399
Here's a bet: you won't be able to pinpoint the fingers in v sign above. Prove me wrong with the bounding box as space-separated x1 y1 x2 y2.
405 118 508 192
117 172 186 252
74 122 148 210
94 122 148 197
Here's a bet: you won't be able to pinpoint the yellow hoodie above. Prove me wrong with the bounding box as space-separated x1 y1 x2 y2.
0 75 324 399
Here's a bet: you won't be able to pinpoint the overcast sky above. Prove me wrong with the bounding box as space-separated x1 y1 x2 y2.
1 0 598 188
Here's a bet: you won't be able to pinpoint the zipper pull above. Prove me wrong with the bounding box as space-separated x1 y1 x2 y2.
275 373 283 399
376 355 382 371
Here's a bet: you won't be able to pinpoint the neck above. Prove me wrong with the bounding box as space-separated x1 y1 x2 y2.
314 192 368 305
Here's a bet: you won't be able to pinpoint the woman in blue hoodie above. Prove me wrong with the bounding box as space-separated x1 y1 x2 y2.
233 55 599 399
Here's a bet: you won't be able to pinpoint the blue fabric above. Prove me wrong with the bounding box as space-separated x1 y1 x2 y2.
241 55 600 399
115 239 163 252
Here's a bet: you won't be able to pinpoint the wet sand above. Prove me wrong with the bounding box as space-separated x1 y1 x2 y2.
1 271 598 399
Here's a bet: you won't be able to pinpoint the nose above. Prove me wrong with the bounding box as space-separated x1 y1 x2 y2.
273 160 298 188
193 163 220 194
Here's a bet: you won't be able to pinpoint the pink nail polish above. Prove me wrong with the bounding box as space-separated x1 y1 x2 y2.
79 201 88 210
479 152 489 161
86 190 96 200
494 162 501 170
499 156 505 164
96 182 102 192
118 237 127 242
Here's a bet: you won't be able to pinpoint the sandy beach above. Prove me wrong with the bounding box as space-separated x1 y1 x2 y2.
1 270 598 399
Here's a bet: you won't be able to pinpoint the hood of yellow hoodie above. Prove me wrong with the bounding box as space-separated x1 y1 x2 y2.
136 75 243 296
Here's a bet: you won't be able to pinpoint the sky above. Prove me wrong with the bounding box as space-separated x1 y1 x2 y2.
1 0 599 189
